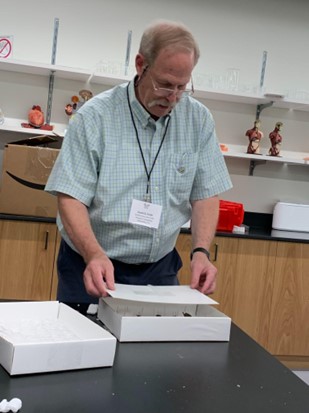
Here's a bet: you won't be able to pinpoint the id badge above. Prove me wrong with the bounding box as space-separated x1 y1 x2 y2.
129 199 162 229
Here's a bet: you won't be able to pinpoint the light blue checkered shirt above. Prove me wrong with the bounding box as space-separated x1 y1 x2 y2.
46 80 232 263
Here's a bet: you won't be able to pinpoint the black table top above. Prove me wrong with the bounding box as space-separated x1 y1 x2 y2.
0 323 308 412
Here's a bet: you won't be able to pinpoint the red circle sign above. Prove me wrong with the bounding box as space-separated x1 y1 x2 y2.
0 38 12 58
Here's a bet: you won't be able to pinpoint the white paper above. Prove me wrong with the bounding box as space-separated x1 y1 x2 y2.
107 284 218 305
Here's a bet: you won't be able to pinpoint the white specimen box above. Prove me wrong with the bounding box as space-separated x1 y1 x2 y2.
0 301 117 375
272 202 309 232
98 285 231 342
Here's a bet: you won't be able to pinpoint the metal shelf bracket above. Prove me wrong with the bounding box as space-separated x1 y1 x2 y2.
249 159 267 176
256 101 274 120
255 50 274 119
46 17 59 125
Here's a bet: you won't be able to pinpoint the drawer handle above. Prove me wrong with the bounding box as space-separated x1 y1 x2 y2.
213 243 219 262
44 231 49 250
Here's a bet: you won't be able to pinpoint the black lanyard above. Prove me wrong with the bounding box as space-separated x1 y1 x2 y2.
126 83 171 202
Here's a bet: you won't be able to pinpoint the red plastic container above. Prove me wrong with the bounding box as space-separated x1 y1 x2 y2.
217 200 244 232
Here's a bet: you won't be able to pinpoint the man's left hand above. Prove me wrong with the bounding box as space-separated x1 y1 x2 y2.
190 252 217 294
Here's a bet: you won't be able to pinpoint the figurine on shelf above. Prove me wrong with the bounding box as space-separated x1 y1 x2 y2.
268 122 283 156
28 105 44 128
246 119 264 154
79 89 93 102
21 105 53 131
65 103 74 116
65 89 93 118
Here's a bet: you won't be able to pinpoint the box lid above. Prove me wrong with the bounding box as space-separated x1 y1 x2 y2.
106 284 218 305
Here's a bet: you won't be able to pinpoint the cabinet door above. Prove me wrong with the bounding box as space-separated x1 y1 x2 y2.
268 242 309 356
176 234 275 347
211 236 239 316
212 237 276 348
175 233 192 285
231 238 276 347
50 230 61 300
0 220 57 300
176 234 240 290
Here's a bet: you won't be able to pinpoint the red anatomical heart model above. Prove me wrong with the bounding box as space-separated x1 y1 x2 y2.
28 105 44 128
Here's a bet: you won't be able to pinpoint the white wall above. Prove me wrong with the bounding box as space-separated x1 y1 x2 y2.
1 0 309 213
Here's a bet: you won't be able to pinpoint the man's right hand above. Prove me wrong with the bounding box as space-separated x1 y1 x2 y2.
57 194 116 298
83 253 115 297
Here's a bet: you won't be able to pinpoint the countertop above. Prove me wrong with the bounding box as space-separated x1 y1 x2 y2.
0 213 56 224
1 212 309 244
0 322 308 413
182 211 309 244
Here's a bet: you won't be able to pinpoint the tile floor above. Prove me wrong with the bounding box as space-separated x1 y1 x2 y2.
292 370 309 385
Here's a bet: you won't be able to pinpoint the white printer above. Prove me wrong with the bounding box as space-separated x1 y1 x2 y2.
272 202 309 233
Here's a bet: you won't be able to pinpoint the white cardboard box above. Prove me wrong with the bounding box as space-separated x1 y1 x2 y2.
0 301 117 375
272 202 309 232
98 286 231 342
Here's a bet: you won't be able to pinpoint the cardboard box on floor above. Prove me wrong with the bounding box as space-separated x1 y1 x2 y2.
0 137 59 218
0 301 117 375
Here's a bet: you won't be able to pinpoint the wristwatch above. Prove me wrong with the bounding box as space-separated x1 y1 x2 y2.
190 247 210 261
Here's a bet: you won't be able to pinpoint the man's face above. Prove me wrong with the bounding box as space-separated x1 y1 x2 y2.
135 48 195 119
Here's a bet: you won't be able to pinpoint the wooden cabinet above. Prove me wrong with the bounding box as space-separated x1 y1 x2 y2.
176 232 309 368
208 236 239 317
177 234 276 347
1 223 308 367
50 230 61 300
267 242 309 358
0 220 58 300
175 233 192 285
212 237 277 348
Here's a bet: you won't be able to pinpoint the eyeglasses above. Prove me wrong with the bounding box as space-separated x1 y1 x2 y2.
149 74 194 98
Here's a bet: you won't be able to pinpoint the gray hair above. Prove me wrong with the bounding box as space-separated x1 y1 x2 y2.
139 19 200 67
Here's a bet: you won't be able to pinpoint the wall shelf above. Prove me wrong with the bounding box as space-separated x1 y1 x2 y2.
1 59 309 148
271 98 309 112
2 59 309 111
0 59 90 82
221 143 309 167
194 89 269 106
0 117 67 137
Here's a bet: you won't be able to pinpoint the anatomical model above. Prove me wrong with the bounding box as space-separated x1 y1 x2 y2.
246 119 264 154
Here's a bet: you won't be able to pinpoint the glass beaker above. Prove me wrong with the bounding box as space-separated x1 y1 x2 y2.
0 108 4 125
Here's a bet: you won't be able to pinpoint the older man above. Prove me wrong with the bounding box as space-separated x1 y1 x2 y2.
46 19 232 312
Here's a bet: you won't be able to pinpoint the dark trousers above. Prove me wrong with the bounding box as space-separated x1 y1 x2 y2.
57 239 182 314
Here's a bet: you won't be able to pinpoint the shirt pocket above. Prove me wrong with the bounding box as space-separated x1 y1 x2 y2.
167 152 198 203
